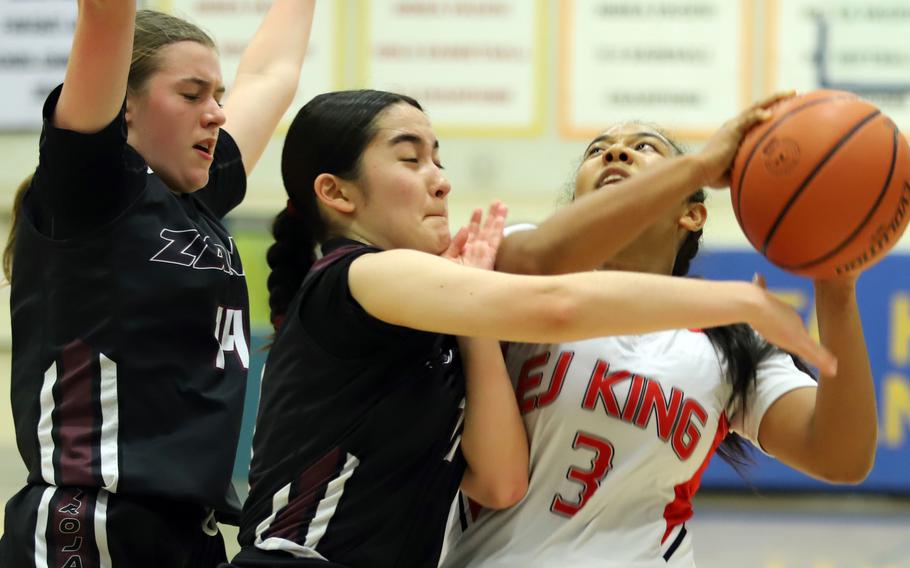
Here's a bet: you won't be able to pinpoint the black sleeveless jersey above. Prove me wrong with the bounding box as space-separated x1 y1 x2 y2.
9 86 250 518
239 239 467 568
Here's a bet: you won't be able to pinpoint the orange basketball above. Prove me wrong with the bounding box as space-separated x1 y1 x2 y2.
730 90 910 279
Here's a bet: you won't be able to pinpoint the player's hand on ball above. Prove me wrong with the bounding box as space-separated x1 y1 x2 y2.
697 91 796 189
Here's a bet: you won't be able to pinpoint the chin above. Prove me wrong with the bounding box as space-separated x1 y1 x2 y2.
182 174 210 194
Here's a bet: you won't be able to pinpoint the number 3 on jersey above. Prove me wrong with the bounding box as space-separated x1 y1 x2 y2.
550 431 614 517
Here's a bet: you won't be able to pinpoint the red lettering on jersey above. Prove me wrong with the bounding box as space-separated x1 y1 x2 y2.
621 374 645 422
551 431 614 517
537 351 574 408
516 353 549 413
517 351 575 413
671 399 708 460
634 379 684 442
581 362 627 418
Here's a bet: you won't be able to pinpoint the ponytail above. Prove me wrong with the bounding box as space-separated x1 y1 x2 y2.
266 202 324 330
4 174 33 284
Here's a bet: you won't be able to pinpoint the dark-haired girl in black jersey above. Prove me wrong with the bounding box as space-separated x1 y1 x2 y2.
0 2 315 567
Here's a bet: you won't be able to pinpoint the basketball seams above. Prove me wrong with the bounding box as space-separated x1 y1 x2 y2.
780 120 900 270
759 109 881 253
732 94 858 235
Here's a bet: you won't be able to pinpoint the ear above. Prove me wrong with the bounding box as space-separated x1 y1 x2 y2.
313 173 356 214
124 94 134 126
678 202 707 233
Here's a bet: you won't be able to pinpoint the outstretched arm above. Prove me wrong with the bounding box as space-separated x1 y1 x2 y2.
222 0 316 175
439 204 530 509
496 92 793 275
55 0 135 133
757 277 876 483
348 249 836 375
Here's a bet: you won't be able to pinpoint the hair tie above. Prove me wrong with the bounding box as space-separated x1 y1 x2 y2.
286 198 301 218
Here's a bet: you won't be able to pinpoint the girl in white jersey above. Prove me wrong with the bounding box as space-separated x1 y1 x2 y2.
442 114 877 568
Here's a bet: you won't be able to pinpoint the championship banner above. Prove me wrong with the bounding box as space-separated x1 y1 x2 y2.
765 0 910 131
0 1 76 130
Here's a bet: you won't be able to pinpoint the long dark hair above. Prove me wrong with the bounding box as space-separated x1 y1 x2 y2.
267 90 422 329
671 179 815 472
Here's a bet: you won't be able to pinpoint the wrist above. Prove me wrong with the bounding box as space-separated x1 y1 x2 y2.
731 281 765 325
679 154 711 188
814 278 858 301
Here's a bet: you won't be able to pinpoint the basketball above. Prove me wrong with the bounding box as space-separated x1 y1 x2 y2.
730 90 910 279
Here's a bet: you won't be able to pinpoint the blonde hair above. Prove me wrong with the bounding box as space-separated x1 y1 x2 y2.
4 174 33 283
129 10 216 95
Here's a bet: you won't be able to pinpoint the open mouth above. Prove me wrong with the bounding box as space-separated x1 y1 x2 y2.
193 139 216 158
596 168 631 189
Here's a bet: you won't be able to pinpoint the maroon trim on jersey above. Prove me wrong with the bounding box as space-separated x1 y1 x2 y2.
263 446 346 542
48 487 101 568
661 413 729 543
311 245 366 273
56 340 100 487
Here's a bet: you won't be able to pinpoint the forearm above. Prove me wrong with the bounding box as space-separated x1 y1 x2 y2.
458 337 529 509
236 0 315 83
57 0 135 132
352 251 830 372
808 280 877 480
224 0 316 174
496 155 705 275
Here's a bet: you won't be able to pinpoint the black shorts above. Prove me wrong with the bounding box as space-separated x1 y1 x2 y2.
0 484 227 568
223 547 350 567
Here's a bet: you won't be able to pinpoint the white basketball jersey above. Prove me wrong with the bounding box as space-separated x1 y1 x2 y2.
441 330 816 568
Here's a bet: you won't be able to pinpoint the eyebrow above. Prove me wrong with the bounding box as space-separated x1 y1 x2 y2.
178 77 226 95
586 131 673 151
389 132 439 150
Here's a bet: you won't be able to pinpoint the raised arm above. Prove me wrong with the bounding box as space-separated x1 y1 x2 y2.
441 203 530 509
348 250 836 376
55 0 135 133
222 0 316 175
496 92 793 276
497 154 704 275
756 277 877 483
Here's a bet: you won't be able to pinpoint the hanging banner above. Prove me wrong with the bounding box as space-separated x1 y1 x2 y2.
559 0 754 140
356 0 546 137
0 1 76 130
765 0 910 130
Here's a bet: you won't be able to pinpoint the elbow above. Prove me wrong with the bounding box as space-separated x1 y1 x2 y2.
813 446 877 485
497 236 563 276
497 248 547 276
816 463 873 485
479 477 529 510
463 467 529 510
532 287 583 340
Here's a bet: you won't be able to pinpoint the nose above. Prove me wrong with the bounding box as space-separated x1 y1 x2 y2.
432 172 451 199
602 144 634 165
203 98 226 128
